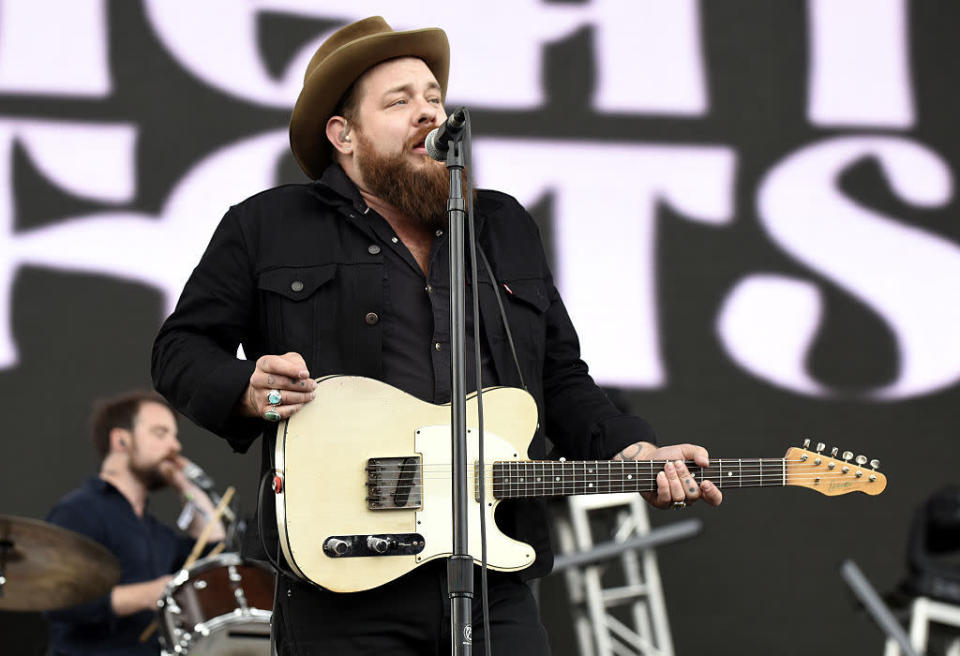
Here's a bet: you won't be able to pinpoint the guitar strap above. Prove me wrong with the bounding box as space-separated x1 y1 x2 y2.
476 244 527 392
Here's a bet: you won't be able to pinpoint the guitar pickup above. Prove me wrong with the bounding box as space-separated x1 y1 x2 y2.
366 456 423 510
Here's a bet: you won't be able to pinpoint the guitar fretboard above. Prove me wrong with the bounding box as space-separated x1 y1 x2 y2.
491 459 787 498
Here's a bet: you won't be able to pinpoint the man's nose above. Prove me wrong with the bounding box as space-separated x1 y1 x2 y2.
415 98 441 126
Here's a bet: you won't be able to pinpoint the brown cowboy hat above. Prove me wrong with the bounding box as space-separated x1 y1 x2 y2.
289 16 450 179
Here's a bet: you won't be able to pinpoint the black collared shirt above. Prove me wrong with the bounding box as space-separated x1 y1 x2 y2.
321 165 497 404
45 477 193 656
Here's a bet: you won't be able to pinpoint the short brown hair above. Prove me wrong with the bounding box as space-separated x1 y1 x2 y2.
89 390 174 460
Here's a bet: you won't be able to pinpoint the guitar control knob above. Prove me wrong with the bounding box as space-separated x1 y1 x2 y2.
324 538 352 557
367 537 391 554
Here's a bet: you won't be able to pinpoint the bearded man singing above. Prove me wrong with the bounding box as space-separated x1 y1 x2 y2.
152 16 721 655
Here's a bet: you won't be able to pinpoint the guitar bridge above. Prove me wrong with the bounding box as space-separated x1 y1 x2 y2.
366 456 423 510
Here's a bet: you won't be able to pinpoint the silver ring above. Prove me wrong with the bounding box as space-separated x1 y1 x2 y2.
672 501 687 510
267 389 282 406
264 408 281 422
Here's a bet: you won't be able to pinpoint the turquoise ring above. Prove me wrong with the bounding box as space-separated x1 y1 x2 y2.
267 389 282 406
264 408 281 422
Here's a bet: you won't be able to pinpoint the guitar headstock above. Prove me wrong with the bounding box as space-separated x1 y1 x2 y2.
783 439 887 496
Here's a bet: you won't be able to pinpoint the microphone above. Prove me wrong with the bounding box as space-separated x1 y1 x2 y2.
182 461 215 491
424 107 467 161
182 462 236 522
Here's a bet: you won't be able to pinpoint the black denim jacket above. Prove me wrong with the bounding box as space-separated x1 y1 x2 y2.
152 166 655 578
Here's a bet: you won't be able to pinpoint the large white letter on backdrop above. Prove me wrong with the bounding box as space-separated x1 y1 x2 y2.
807 0 914 128
475 139 735 388
144 0 706 115
720 137 959 400
0 126 290 370
0 0 111 96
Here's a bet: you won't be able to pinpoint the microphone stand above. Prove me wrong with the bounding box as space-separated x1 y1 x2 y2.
444 128 473 656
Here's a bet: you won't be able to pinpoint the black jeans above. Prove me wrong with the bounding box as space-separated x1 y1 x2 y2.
274 562 552 655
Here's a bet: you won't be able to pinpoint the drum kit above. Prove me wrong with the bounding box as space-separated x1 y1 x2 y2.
0 514 275 655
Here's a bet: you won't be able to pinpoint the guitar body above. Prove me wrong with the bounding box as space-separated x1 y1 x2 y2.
275 375 539 593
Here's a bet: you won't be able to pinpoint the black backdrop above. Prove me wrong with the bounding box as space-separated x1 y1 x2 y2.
1 2 958 654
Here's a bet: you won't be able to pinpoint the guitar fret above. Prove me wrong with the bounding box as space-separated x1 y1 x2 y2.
492 454 792 500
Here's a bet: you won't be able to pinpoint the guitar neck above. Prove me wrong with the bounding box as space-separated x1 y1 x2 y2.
491 458 787 499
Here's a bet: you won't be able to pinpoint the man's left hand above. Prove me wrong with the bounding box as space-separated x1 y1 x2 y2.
613 442 723 509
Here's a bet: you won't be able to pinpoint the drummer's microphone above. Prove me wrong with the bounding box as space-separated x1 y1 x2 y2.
182 462 236 522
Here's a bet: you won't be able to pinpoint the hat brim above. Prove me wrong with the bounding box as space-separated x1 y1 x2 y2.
289 27 450 180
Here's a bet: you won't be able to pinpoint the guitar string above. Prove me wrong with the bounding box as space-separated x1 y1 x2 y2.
367 472 881 485
406 457 870 470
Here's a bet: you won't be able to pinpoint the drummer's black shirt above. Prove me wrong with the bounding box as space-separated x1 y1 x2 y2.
45 477 193 656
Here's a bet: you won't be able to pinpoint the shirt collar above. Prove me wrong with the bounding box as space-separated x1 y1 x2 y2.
314 163 368 214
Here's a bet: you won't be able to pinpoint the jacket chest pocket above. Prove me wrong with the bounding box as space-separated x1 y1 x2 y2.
257 264 338 365
491 277 550 363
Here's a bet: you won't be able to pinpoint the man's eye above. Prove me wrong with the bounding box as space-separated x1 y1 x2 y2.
390 98 406 106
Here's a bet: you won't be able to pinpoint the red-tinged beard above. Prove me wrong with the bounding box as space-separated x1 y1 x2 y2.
354 132 452 230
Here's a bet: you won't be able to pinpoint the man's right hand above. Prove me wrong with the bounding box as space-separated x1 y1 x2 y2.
239 352 317 421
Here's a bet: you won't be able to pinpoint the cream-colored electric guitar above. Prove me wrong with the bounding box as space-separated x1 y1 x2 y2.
274 375 886 593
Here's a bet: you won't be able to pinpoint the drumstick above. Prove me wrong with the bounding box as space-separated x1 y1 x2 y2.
182 486 234 569
139 486 235 643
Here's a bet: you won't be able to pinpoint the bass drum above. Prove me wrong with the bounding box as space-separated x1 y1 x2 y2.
158 552 275 655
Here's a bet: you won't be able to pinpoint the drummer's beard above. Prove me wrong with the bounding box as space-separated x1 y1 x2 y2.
354 133 451 230
129 445 171 491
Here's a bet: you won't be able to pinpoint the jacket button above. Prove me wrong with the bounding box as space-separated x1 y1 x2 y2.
368 244 381 255
365 312 379 325
290 280 304 292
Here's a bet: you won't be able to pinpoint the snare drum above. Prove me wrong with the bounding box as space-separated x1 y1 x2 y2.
158 552 275 655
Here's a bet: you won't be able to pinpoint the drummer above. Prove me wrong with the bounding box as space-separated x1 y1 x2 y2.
44 390 226 655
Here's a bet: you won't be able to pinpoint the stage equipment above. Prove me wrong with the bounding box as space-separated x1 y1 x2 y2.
0 514 121 611
157 552 274 656
840 559 919 656
552 495 702 656
884 486 960 656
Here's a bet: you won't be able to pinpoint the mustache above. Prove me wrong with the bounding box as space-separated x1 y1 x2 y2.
409 126 435 148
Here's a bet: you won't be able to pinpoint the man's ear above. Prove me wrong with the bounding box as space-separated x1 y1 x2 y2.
109 427 130 452
325 115 353 156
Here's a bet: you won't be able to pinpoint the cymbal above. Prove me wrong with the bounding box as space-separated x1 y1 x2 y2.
0 515 121 611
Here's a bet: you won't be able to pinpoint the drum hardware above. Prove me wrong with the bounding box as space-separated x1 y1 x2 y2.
158 552 275 656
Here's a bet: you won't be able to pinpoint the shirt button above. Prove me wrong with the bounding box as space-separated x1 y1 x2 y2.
368 244 381 255
365 312 379 325
435 342 442 351
435 229 444 237
425 284 433 293
391 236 399 244
290 280 304 292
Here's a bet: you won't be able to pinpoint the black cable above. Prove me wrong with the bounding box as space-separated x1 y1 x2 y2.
476 246 526 392
461 111 492 656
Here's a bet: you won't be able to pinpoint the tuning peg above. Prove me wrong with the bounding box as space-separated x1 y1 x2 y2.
842 451 853 461
802 438 811 449
855 455 867 466
830 447 838 457
816 442 825 453
870 459 880 470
